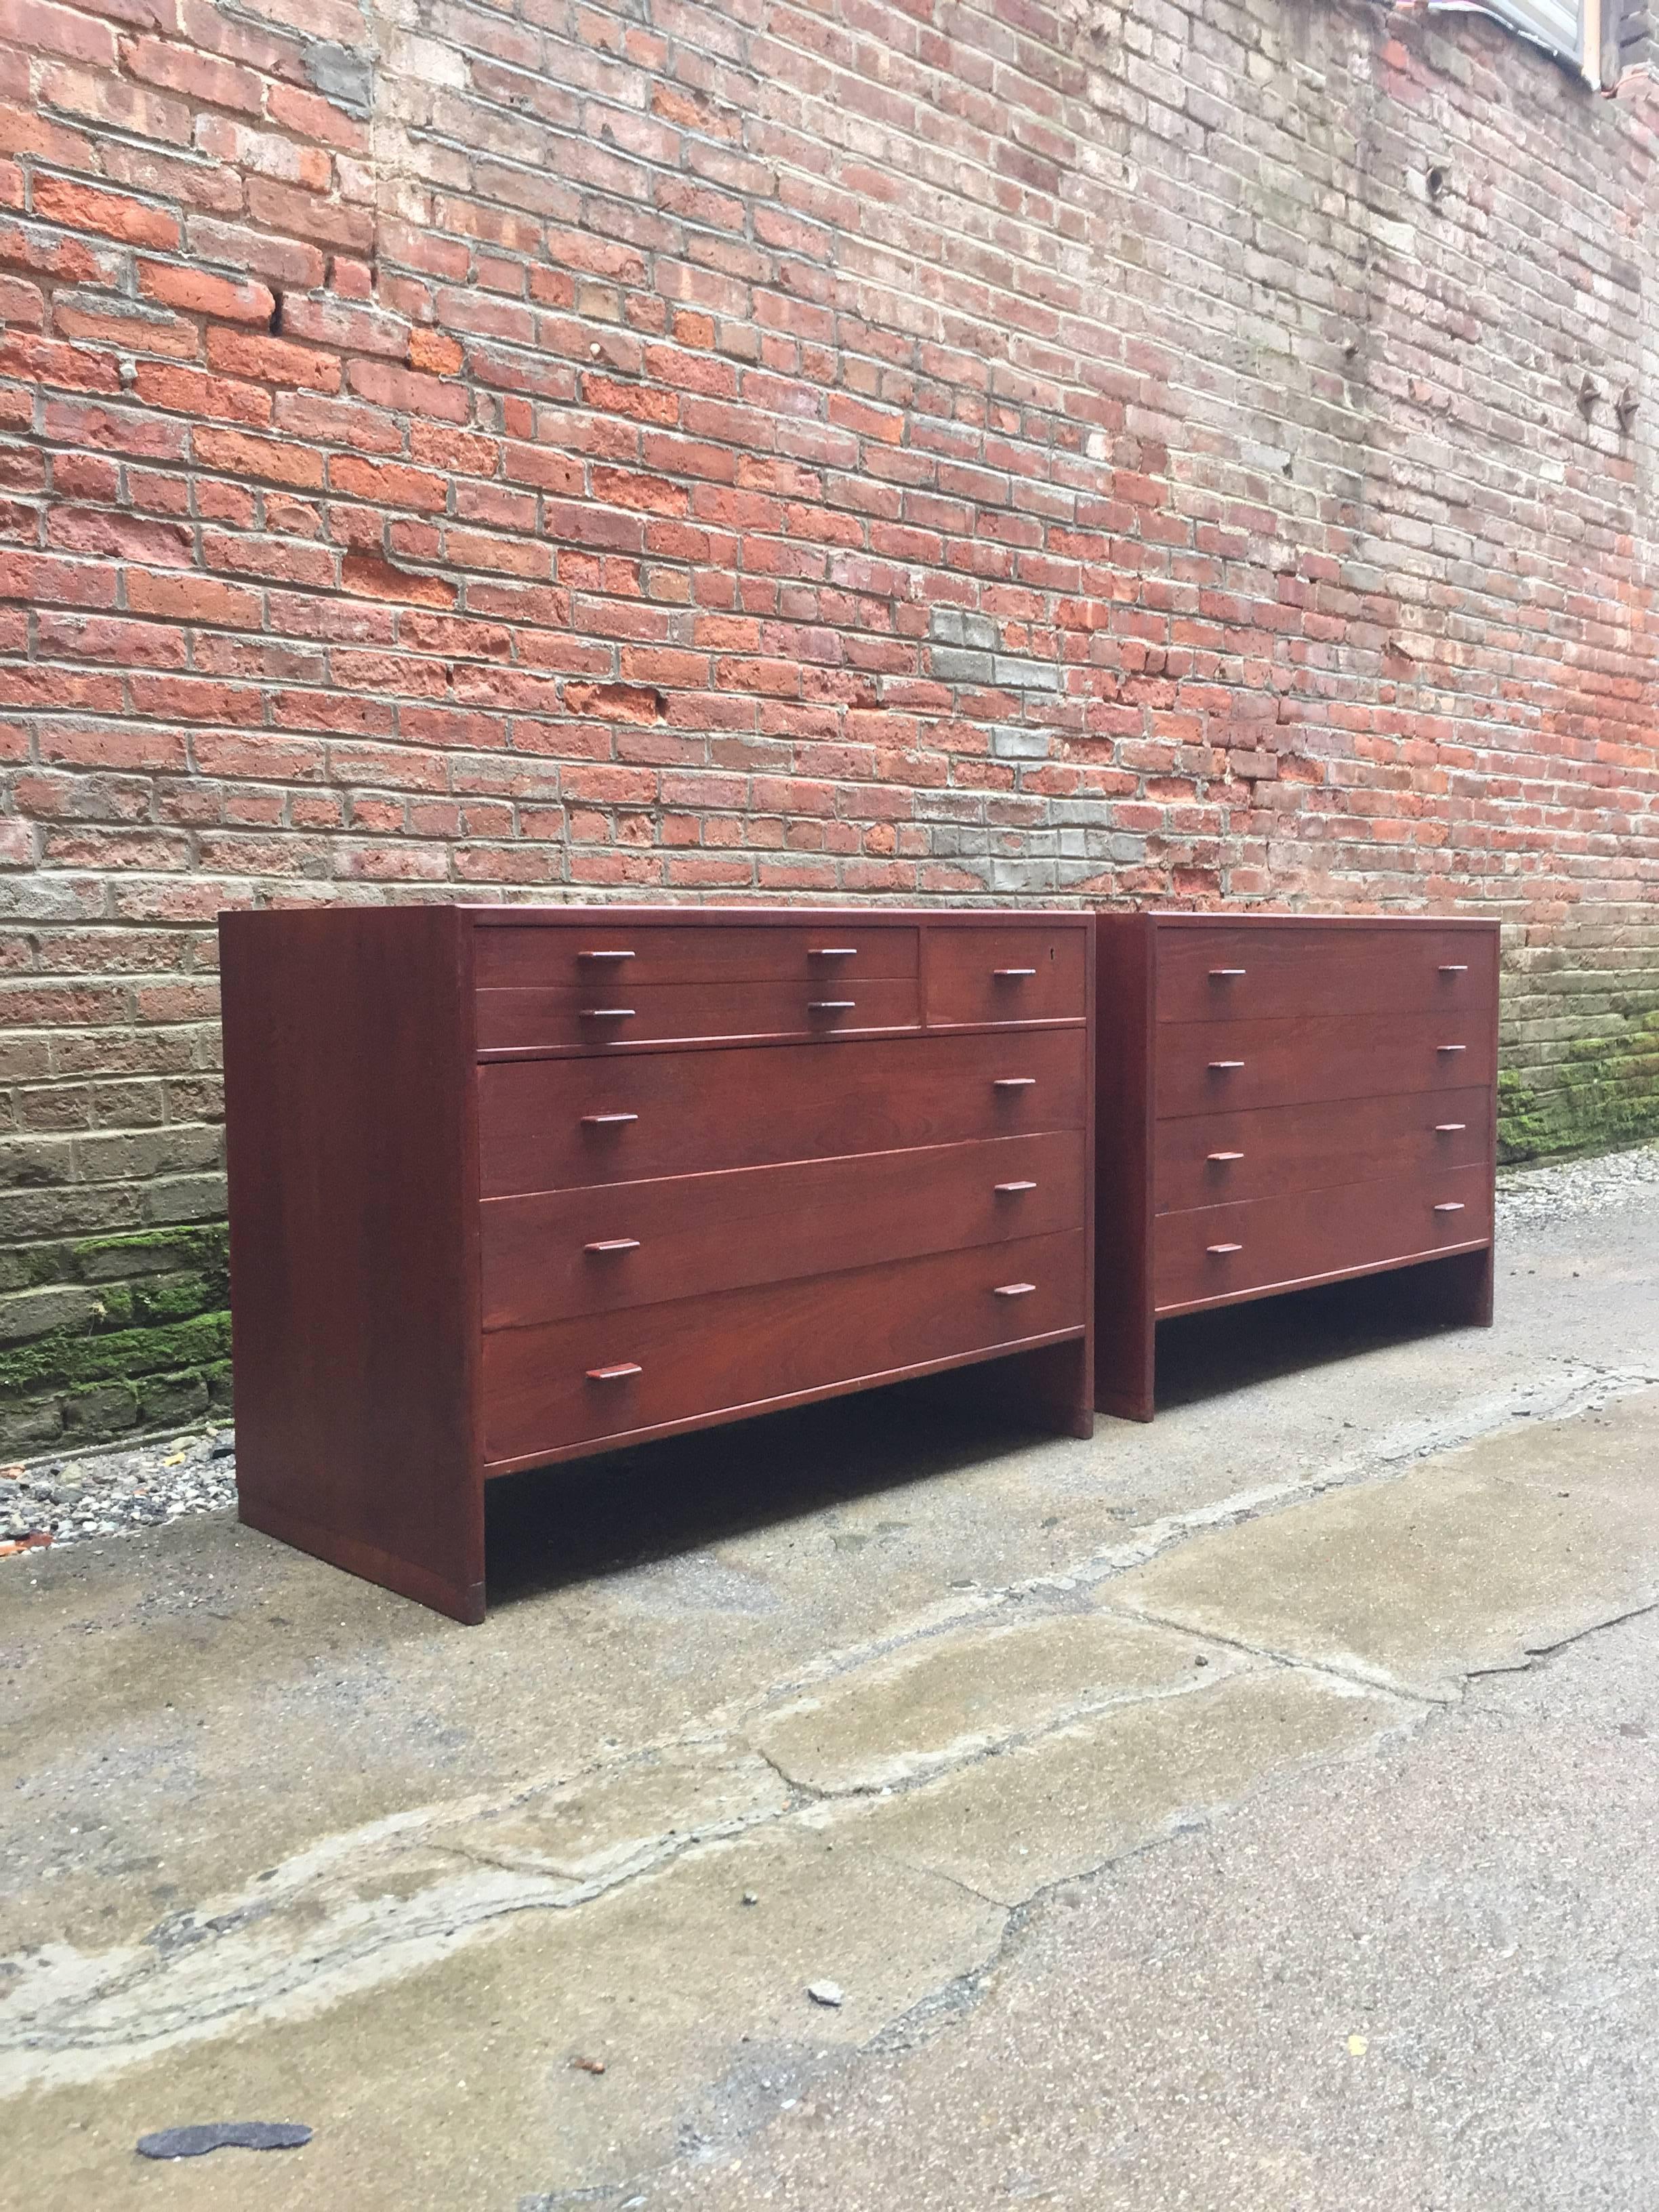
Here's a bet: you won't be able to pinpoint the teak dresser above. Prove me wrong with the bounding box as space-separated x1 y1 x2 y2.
1094 912 1499 1420
220 904 1095 1622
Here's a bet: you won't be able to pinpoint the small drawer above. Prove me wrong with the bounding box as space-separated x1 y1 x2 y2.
475 922 918 990
480 1129 1086 1326
477 1026 1089 1197
481 1229 1086 1465
1155 1012 1496 1120
1155 1086 1492 1213
1153 1164 1493 1314
476 977 920 1054
926 924 1087 1028
1155 924 1498 1023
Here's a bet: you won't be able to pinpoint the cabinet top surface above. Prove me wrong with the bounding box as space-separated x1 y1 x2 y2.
221 904 1093 930
462 905 1090 928
1132 911 1499 933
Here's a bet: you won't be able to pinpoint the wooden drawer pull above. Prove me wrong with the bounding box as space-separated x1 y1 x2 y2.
1438 964 1469 974
992 1281 1036 1296
994 1179 1037 1193
577 948 635 962
1209 967 1247 977
1207 1150 1244 1162
808 999 856 1010
583 1238 640 1254
586 1362 642 1381
992 1076 1036 1088
581 1006 635 1019
993 966 1037 977
808 946 858 957
1433 1122 1466 1132
1432 1202 1465 1214
1208 1059 1245 1070
1206 1242 1243 1255
1436 1043 1467 1053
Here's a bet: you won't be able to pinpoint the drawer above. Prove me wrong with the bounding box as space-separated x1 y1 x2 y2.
926 925 1087 1028
481 1129 1086 1327
1155 1086 1492 1213
481 1229 1086 1465
1155 924 1498 1022
1155 1012 1496 1120
478 1027 1088 1197
477 977 920 1054
1153 1163 1493 1315
475 922 919 989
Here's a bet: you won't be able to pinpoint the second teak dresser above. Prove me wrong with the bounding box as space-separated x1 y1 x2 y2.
1094 912 1499 1420
220 905 1095 1622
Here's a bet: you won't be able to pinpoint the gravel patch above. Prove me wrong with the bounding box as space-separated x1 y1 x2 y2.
1496 1136 1659 1229
0 1426 236 1555
2 1139 1655 1561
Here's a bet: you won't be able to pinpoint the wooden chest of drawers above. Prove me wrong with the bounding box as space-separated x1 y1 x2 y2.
1094 913 1499 1420
220 905 1095 1622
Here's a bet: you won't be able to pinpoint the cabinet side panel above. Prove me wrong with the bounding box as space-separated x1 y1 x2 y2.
220 906 483 1623
1094 914 1155 1419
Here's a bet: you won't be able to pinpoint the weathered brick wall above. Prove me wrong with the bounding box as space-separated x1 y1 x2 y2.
0 0 1655 1448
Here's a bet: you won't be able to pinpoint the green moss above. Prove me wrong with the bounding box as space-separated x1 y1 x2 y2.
70 1224 229 1287
1498 1007 1659 1163
0 1309 230 1398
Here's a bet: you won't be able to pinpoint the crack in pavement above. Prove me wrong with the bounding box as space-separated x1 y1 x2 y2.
3 1364 1652 2100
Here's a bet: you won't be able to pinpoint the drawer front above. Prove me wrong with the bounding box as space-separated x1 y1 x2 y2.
1155 1086 1492 1214
481 1229 1086 1465
476 922 919 990
1155 1012 1496 1120
478 1027 1088 1198
1153 1164 1493 1314
481 1130 1086 1328
477 977 920 1054
927 925 1088 1028
1155 924 1498 1023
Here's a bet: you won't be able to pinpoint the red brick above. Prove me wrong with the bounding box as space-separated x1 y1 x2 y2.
193 426 325 490
124 569 264 626
341 553 457 609
32 175 179 251
4 0 117 67
408 327 464 375
205 328 343 393
123 35 264 110
138 260 275 324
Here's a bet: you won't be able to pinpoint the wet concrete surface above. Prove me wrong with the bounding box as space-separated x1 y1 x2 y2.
2 1154 1657 2207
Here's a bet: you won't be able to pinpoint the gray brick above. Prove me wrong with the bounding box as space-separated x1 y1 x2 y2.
0 1285 102 1344
992 658 1061 693
991 724 1051 760
929 648 996 683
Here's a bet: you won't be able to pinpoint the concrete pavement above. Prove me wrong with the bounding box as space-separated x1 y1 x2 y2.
3 1147 1657 2209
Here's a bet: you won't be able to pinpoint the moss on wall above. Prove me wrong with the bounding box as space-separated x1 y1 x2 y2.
1498 1008 1659 1163
0 1225 231 1453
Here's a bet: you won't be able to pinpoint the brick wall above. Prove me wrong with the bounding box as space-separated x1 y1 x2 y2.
1 0 1655 1448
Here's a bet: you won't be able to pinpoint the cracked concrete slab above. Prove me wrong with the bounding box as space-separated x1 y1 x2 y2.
752 1608 1236 1794
1109 1389 1659 1699
855 1664 1408 1906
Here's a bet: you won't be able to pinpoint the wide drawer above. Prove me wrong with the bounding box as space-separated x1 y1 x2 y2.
478 1027 1089 1198
1153 1163 1493 1314
1155 924 1498 1022
476 922 919 989
481 1229 1086 1465
1155 1012 1496 1119
477 977 920 1054
1155 1086 1492 1213
481 1129 1086 1327
927 924 1087 1028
